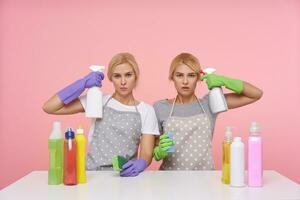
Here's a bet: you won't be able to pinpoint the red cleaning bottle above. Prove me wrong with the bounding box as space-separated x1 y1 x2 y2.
63 128 77 185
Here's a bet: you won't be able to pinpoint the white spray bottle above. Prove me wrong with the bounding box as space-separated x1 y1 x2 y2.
203 68 228 114
86 65 105 118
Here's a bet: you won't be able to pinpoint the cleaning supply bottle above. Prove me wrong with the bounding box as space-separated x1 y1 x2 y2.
86 65 105 118
75 126 87 184
64 128 77 185
230 137 245 187
248 122 263 187
203 68 228 114
48 121 64 185
221 126 232 184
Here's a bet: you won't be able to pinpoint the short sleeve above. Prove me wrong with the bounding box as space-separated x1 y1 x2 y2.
140 104 160 136
79 95 87 110
153 101 164 134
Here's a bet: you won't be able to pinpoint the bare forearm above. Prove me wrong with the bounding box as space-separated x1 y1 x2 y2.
43 95 65 113
42 95 84 115
241 81 263 99
226 81 263 109
139 135 155 165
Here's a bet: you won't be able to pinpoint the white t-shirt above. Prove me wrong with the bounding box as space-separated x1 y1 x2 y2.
79 94 160 142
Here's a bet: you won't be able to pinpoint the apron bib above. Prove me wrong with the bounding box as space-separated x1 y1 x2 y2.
86 96 142 170
160 96 215 170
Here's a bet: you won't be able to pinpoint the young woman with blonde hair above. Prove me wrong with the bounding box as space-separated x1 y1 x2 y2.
43 52 159 176
153 52 263 170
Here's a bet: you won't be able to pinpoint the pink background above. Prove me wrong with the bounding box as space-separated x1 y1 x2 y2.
1 0 300 189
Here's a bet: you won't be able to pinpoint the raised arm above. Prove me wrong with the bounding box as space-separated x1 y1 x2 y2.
43 95 84 115
42 71 104 115
225 81 263 109
201 73 263 109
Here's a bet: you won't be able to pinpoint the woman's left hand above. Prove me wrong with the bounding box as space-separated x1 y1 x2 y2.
120 159 147 177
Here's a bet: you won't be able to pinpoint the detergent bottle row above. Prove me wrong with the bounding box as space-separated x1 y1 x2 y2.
48 122 86 185
221 122 263 187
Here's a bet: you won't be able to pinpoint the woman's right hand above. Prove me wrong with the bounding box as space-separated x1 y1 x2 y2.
153 134 175 161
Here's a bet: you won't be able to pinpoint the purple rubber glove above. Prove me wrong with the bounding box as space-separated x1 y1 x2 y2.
120 159 147 177
57 72 104 105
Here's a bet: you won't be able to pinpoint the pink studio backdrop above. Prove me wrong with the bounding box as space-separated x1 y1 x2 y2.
1 1 300 189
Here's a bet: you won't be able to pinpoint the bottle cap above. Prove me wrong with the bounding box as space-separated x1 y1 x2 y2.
49 121 62 139
65 128 75 139
234 137 242 142
76 125 84 135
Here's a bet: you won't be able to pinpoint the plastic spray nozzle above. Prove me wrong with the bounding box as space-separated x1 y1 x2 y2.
203 68 216 75
225 126 232 141
234 137 242 142
249 122 261 133
89 65 105 72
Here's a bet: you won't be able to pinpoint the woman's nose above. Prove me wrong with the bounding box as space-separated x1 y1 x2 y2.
183 76 188 84
121 77 126 85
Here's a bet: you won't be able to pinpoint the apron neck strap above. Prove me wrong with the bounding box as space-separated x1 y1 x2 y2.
169 95 206 117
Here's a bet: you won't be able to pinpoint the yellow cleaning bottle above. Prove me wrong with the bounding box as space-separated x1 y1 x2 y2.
75 126 87 183
221 126 232 184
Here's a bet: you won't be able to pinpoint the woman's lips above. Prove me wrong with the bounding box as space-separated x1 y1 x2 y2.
120 87 128 90
182 87 190 90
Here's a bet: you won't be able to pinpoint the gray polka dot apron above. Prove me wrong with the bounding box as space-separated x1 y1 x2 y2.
86 96 142 170
160 96 215 170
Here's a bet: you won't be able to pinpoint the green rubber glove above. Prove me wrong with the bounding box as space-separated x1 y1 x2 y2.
153 134 175 161
201 74 244 94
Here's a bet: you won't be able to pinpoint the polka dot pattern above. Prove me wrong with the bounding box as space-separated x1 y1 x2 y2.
161 114 215 170
86 106 142 170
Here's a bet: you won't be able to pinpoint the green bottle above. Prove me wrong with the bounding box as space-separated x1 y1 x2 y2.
48 121 64 185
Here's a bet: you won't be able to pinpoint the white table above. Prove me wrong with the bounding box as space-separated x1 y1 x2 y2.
1 171 299 200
